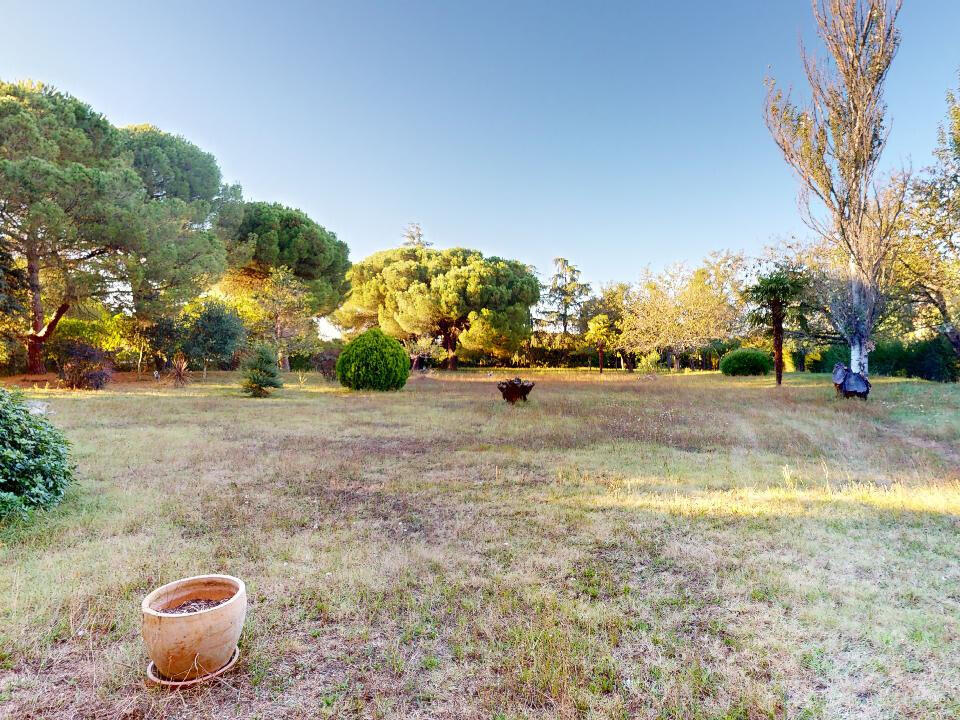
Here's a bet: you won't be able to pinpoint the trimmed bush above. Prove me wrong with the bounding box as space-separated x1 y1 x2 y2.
241 344 283 397
0 389 72 517
719 348 774 376
336 329 409 391
902 337 959 382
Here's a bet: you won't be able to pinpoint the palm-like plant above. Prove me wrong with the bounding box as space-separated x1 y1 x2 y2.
168 352 192 388
745 266 809 386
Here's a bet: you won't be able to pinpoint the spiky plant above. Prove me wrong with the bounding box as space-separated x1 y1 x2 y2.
168 353 192 388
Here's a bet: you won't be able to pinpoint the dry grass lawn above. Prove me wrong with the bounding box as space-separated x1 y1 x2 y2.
1 369 959 719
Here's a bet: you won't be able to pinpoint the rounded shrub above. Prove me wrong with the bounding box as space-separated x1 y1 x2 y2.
0 389 72 517
719 348 774 376
336 329 410 391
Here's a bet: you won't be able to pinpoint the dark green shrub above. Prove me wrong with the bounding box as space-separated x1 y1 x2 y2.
807 339 957 382
867 340 905 377
806 345 849 373
144 316 186 372
719 348 774 376
182 302 245 376
54 341 112 389
336 329 409 391
902 337 958 382
312 348 342 379
241 344 283 397
0 389 72 517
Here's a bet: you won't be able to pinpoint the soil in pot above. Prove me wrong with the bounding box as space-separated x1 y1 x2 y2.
164 598 227 615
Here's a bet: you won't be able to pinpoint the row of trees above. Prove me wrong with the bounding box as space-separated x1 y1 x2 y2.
1 0 957 382
0 81 346 374
0 82 545 375
535 0 958 383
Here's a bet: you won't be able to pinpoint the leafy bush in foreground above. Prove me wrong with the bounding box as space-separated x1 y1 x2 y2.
336 329 409 391
0 389 72 517
719 348 773 376
241 344 283 397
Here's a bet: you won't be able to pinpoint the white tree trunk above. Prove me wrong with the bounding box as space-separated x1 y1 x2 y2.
848 255 870 376
850 338 869 376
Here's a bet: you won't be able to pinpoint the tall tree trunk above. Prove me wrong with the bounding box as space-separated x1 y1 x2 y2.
27 337 45 375
944 325 960 358
26 249 46 374
772 302 784 386
443 328 459 370
598 347 604 374
25 302 69 375
848 257 870 376
23 239 70 374
850 336 869 376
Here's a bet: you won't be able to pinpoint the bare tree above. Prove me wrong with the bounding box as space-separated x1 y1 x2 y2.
401 222 431 248
765 0 908 375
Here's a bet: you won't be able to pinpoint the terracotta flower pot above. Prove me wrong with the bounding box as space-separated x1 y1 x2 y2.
142 574 246 682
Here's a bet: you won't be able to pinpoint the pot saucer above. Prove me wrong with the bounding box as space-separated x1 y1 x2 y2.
145 646 240 689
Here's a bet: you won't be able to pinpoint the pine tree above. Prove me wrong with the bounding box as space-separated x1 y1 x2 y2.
544 258 591 336
241 344 283 397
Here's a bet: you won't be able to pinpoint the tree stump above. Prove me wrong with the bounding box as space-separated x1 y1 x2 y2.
497 377 535 403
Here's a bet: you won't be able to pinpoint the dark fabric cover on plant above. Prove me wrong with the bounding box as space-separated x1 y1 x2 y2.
497 377 535 403
832 362 847 386
832 362 871 399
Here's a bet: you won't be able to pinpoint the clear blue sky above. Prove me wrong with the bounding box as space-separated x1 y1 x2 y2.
2 1 959 287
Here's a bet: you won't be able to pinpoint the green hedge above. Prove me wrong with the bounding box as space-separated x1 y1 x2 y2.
719 348 774 376
808 338 958 382
336 329 409 391
0 389 72 517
